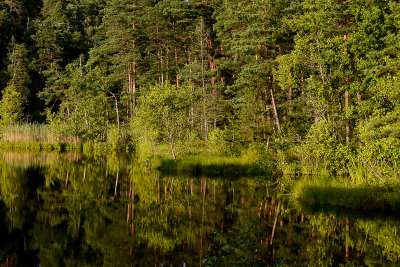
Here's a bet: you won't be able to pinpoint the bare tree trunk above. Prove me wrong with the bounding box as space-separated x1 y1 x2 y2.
173 20 179 88
114 171 119 197
270 87 281 132
357 92 363 127
175 46 179 88
208 37 218 130
166 35 169 81
115 96 120 129
79 54 83 77
344 33 351 144
131 0 136 117
169 135 176 161
200 19 208 140
157 27 161 84
128 62 132 118
131 61 136 117
65 170 69 188
359 154 384 182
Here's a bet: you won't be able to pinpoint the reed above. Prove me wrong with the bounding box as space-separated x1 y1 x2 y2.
0 123 134 152
0 123 54 143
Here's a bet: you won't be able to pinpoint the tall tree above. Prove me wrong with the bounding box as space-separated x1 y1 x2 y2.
0 38 30 124
213 0 292 146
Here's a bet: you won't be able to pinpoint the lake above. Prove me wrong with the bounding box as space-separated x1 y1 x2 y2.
0 151 398 266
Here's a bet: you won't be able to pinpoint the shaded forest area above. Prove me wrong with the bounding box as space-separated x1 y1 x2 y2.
1 0 400 179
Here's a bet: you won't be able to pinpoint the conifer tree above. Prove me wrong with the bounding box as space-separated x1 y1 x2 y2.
0 38 30 124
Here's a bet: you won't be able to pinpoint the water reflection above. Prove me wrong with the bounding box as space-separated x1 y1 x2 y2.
0 152 398 266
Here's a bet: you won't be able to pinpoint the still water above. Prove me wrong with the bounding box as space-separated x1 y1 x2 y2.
0 152 399 266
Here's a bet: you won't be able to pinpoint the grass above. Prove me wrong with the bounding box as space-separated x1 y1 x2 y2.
0 123 54 143
292 176 400 212
157 154 275 177
0 123 134 152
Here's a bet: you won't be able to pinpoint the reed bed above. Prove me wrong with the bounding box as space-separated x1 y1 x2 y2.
0 123 54 143
0 123 133 152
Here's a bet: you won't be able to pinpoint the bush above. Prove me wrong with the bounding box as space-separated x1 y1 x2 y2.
107 125 134 150
207 128 230 156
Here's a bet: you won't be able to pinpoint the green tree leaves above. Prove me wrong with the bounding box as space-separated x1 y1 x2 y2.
135 82 198 159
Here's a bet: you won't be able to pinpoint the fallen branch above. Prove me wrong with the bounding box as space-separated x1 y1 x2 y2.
359 154 385 182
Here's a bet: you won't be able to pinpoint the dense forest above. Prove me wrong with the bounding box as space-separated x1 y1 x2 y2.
0 0 400 179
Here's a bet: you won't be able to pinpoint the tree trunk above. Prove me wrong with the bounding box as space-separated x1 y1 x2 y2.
357 92 363 127
115 96 120 129
114 171 119 197
65 170 69 188
270 87 281 132
169 135 176 161
166 35 169 81
345 90 350 144
131 0 136 116
200 20 208 140
173 20 179 88
208 37 218 130
157 27 161 84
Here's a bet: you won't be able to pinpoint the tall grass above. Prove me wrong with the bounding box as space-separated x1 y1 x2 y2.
0 123 134 152
292 176 400 212
1 123 54 143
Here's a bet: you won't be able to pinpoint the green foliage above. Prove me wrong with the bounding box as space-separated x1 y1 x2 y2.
0 85 24 125
107 125 133 150
292 176 400 212
297 119 351 175
1 0 400 181
135 82 199 159
359 106 400 181
207 128 230 156
0 39 30 125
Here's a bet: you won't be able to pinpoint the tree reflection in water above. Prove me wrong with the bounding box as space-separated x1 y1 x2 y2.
0 152 398 266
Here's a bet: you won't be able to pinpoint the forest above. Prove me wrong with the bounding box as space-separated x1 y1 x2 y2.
0 0 400 180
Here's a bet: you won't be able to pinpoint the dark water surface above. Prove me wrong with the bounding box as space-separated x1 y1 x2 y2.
0 152 399 266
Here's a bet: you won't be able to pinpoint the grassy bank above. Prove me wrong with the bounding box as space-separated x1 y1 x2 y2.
292 177 400 212
157 154 275 177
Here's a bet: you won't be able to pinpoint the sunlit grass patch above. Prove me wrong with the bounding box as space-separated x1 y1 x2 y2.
292 177 400 212
158 154 275 177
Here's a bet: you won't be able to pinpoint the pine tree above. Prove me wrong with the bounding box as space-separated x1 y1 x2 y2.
213 0 292 145
0 38 30 124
